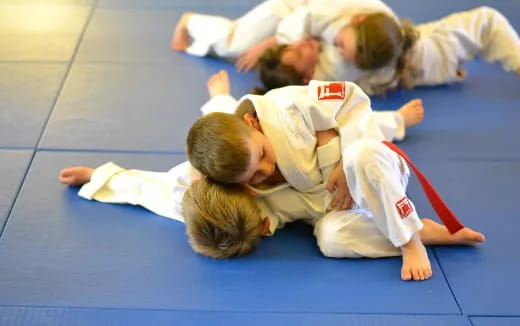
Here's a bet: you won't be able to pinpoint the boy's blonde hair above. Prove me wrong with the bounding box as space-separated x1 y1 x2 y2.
187 112 252 184
182 177 264 259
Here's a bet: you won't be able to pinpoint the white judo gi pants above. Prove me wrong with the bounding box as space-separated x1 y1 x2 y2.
185 0 305 57
412 6 520 85
314 139 423 258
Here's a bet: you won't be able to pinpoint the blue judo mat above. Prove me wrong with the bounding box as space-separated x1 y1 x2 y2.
0 0 519 324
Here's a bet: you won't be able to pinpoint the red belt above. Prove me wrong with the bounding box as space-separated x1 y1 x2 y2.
383 141 464 234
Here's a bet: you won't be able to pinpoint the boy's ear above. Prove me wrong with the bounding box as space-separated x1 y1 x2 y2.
243 113 261 131
260 217 270 236
242 185 257 197
351 14 366 25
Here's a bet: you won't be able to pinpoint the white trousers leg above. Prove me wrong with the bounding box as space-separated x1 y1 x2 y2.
413 6 520 85
186 0 304 58
342 139 423 247
314 208 401 258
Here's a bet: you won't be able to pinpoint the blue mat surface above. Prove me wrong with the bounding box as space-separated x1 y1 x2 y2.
0 308 472 326
0 64 67 148
0 151 457 314
406 160 520 315
39 61 256 152
0 150 32 231
471 317 520 326
0 0 519 324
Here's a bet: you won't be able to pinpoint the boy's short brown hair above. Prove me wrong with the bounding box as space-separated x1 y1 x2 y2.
258 44 306 91
186 112 252 184
182 177 264 258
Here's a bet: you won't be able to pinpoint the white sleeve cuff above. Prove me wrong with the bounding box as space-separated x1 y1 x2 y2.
78 162 123 200
317 136 341 169
200 95 239 115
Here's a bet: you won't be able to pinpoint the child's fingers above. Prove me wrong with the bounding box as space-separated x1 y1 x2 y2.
59 175 75 185
59 167 74 178
326 177 335 193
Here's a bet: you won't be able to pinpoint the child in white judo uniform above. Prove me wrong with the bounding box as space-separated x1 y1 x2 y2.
186 78 485 280
258 6 520 94
206 69 424 144
171 0 520 94
171 0 411 94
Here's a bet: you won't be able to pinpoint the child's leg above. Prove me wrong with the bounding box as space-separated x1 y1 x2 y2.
207 70 230 98
419 218 485 246
171 12 192 51
413 7 520 86
371 99 424 142
342 139 430 281
171 0 302 58
314 209 401 259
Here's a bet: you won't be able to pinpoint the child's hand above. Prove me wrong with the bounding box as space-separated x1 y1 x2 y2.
207 70 230 98
236 45 264 72
236 36 277 72
59 167 94 186
327 160 353 210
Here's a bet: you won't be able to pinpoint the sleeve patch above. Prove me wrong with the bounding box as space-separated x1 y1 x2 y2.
317 82 345 100
396 197 414 219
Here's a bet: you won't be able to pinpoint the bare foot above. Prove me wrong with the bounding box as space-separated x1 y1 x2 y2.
420 218 485 246
207 70 230 98
171 12 192 51
400 233 432 281
398 99 424 128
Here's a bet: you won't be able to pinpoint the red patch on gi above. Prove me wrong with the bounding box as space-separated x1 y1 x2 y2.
396 197 414 219
317 82 345 100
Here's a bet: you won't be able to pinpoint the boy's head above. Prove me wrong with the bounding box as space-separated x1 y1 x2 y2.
258 40 319 90
182 177 269 259
258 13 416 90
187 110 276 185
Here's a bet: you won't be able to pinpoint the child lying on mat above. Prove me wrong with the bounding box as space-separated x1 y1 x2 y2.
186 77 485 281
204 70 424 143
173 0 520 95
60 132 484 281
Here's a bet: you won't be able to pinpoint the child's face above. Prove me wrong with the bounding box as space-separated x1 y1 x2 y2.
236 128 277 185
334 25 357 63
281 38 320 82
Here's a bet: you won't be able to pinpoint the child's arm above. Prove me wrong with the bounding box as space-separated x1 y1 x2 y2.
316 129 352 210
236 36 278 72
59 162 199 222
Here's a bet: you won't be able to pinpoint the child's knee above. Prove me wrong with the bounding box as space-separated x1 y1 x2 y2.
343 139 387 171
314 217 358 258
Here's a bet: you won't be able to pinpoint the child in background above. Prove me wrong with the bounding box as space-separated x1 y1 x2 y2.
205 69 424 143
258 6 520 94
172 1 520 95
171 0 410 94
